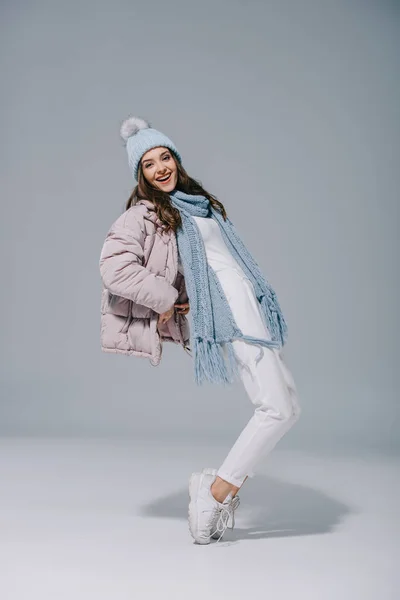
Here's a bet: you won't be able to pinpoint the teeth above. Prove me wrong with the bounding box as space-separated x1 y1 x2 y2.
158 174 170 181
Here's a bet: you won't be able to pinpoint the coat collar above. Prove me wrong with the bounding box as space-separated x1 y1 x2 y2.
135 199 170 244
136 199 156 211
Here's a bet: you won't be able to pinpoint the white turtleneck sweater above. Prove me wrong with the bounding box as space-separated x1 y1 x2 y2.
177 215 247 278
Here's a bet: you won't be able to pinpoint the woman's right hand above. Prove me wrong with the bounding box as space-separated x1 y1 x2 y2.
157 305 175 327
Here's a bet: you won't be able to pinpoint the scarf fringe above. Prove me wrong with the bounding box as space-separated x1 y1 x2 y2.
240 333 280 349
260 294 288 345
193 334 281 386
193 338 241 386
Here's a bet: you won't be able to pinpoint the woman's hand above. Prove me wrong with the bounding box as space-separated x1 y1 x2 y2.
158 305 175 327
174 302 190 315
158 301 190 329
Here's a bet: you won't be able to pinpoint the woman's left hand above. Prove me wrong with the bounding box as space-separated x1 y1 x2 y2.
174 302 190 315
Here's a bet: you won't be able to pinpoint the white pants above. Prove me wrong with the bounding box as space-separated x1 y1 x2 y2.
215 268 301 488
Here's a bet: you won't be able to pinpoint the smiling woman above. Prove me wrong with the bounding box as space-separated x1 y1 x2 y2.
99 115 300 546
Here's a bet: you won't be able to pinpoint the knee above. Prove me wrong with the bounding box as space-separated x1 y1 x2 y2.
282 403 301 424
257 394 301 424
287 390 301 423
292 402 301 422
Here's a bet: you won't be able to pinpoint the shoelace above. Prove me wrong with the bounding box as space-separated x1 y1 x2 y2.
211 495 241 543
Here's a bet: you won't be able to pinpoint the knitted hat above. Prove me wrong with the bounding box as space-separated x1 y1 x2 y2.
120 116 182 181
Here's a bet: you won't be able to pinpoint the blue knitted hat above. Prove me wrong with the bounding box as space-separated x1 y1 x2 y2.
120 116 182 181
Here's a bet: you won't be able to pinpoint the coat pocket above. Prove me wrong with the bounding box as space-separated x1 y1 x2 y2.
131 301 153 319
108 293 131 317
119 312 132 334
103 291 133 333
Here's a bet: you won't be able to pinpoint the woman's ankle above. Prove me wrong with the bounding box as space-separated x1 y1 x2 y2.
210 476 238 503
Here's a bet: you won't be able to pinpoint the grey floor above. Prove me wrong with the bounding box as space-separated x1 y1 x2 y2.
0 438 397 599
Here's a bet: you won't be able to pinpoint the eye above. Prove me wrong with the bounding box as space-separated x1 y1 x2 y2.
163 155 170 160
144 162 152 169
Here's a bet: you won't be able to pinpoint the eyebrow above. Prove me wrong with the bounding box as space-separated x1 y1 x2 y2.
142 150 170 164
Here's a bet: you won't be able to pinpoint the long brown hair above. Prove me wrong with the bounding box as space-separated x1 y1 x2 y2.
125 153 228 234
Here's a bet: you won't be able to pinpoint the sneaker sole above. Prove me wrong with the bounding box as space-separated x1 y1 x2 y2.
188 472 213 545
201 468 226 540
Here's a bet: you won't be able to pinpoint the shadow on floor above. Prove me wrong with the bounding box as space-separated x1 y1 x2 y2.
139 474 355 541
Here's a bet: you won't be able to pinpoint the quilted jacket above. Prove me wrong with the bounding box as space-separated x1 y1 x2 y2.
99 199 191 366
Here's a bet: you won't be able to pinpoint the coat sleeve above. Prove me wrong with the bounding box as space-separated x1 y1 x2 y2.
99 217 179 315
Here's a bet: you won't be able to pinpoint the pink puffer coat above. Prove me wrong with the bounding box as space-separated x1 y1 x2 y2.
99 199 191 366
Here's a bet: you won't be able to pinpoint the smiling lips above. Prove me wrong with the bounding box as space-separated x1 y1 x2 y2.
156 173 172 184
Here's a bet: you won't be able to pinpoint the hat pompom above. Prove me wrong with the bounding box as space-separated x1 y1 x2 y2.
120 116 150 142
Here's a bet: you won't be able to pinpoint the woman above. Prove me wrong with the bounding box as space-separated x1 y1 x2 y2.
99 116 301 545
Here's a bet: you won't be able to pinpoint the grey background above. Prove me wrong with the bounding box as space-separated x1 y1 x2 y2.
1 0 398 453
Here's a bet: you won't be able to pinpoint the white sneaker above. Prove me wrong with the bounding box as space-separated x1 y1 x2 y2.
200 468 241 540
188 468 241 544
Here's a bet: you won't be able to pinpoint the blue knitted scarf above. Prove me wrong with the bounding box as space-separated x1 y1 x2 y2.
169 189 288 386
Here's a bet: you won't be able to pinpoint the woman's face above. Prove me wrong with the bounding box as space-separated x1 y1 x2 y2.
141 146 178 192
